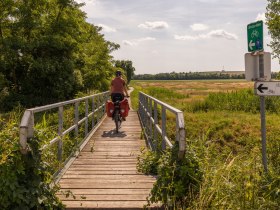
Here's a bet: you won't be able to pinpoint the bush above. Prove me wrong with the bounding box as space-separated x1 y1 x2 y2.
0 110 64 209
138 143 202 209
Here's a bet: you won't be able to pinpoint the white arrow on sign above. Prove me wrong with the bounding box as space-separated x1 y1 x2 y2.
255 81 280 96
249 40 255 50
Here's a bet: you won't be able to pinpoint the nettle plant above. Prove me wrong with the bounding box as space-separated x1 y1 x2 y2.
137 142 202 209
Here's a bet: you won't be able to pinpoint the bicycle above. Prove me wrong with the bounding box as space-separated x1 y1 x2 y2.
112 96 129 133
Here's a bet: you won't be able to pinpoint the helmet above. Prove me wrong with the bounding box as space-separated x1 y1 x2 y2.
116 70 122 76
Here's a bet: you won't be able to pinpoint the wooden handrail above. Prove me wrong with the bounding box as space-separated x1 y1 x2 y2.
138 92 186 159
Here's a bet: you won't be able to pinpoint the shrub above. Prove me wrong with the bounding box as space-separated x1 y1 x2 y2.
138 143 202 209
0 110 64 209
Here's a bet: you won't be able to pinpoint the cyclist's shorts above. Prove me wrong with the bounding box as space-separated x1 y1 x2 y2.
111 93 124 102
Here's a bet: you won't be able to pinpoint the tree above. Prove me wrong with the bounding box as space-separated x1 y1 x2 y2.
0 0 119 111
115 60 135 84
266 0 280 61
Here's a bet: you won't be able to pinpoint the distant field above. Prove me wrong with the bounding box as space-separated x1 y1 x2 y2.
131 79 254 104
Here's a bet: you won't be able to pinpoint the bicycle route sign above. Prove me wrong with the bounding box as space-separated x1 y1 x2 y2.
247 20 263 52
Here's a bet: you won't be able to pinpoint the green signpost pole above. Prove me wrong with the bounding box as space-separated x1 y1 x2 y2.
247 20 268 172
259 54 268 173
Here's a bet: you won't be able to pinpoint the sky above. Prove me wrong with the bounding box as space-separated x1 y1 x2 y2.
76 0 280 74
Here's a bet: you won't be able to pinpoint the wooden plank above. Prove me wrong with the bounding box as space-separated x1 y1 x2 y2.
59 179 155 184
57 194 148 201
83 148 140 152
64 170 141 175
68 168 138 171
59 182 154 189
57 111 158 209
58 189 151 195
72 162 138 166
77 152 140 156
73 159 137 165
61 174 155 180
62 200 160 209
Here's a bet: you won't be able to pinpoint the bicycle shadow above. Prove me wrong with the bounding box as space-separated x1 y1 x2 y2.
101 130 127 138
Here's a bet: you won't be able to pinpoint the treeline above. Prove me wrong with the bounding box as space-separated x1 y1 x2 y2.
0 0 134 111
133 71 279 80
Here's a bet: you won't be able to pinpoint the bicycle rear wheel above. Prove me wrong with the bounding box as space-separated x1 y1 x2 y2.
114 109 121 133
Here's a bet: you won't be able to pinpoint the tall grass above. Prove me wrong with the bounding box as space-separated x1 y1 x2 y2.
191 89 280 113
131 81 280 209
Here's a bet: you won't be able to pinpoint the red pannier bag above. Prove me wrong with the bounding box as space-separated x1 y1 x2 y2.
120 98 130 117
106 100 114 117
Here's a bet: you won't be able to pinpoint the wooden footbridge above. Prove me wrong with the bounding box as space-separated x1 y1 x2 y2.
19 91 185 209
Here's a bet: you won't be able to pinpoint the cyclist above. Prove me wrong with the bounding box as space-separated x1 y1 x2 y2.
110 70 129 120
111 70 129 100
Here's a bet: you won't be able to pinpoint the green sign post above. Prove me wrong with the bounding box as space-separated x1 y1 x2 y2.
247 20 263 52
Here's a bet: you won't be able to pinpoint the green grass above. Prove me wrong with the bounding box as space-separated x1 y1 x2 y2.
131 80 280 209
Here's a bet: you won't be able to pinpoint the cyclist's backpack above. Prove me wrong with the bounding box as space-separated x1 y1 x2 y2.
120 99 130 117
106 101 114 117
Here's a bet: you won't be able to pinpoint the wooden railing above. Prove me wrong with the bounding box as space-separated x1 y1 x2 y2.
19 91 110 172
138 92 186 159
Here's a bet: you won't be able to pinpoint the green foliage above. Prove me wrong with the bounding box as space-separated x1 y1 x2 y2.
137 148 160 175
0 110 64 209
266 0 280 61
0 0 118 111
138 143 202 209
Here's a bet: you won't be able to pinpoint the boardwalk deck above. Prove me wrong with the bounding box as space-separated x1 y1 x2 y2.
57 111 160 209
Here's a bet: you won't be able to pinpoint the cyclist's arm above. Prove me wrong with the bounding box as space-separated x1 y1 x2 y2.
123 82 129 97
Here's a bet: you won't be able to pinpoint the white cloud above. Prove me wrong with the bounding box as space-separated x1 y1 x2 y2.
123 40 137 46
174 35 199 41
122 37 156 46
175 29 238 41
98 24 116 32
256 13 266 22
190 23 209 31
137 37 156 42
138 21 169 30
208 30 238 40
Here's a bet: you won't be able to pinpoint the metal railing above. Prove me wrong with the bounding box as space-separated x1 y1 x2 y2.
19 91 110 169
138 92 186 159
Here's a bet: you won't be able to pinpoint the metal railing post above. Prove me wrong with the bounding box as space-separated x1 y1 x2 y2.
85 99 89 136
19 110 34 154
176 112 186 159
154 102 158 151
138 92 185 159
92 96 95 128
58 106 63 162
75 102 79 138
148 98 153 150
161 107 167 150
